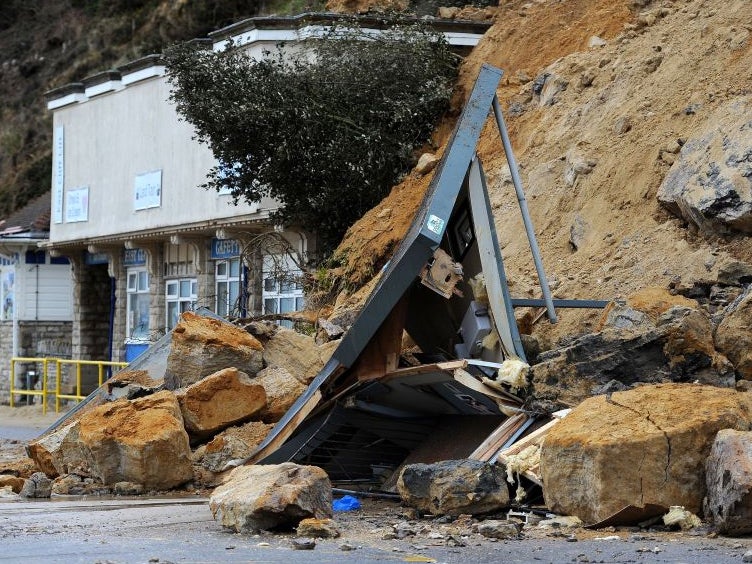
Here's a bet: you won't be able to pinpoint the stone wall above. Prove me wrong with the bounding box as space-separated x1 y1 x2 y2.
71 258 112 395
0 320 72 405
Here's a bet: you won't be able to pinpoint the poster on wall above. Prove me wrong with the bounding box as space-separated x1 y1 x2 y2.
65 187 89 222
53 126 64 224
134 170 162 210
1 268 14 321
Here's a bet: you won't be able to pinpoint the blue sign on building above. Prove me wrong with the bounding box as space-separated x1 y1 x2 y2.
85 251 109 265
211 238 241 260
123 248 147 266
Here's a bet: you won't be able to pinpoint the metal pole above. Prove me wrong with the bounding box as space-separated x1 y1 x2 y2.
9 359 15 408
492 95 557 323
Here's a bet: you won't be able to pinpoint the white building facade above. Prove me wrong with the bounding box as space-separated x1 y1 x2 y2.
0 193 73 402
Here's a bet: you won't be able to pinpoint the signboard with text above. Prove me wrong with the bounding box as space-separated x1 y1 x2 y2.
211 238 241 260
53 126 64 224
65 187 89 223
134 170 162 210
123 248 147 266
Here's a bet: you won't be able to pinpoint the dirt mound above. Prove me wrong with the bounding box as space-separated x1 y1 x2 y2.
332 0 752 347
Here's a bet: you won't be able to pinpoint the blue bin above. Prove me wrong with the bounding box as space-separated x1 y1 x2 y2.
124 343 148 363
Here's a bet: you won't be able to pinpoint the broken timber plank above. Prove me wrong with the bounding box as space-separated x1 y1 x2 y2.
245 389 322 465
351 296 407 382
380 360 468 382
469 413 528 461
453 368 522 415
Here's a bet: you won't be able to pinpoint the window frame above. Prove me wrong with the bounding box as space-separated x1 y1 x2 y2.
126 267 150 341
215 258 242 318
165 277 197 330
261 254 304 328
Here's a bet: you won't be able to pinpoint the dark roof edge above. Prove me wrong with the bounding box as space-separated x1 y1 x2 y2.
44 82 85 101
209 12 491 41
118 53 164 75
81 69 122 88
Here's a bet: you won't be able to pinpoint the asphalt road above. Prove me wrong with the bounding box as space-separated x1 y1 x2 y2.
0 425 43 441
2 496 752 564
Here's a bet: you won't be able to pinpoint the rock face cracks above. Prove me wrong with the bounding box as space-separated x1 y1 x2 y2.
540 384 752 524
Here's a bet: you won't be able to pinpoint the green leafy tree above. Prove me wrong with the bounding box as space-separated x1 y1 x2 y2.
165 19 457 255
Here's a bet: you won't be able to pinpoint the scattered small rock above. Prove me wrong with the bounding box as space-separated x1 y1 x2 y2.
20 472 51 498
613 116 632 135
297 517 340 538
415 153 440 175
291 538 316 550
477 519 521 539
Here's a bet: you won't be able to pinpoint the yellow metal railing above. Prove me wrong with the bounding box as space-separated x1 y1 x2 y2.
9 357 128 414
9 357 52 413
54 359 128 413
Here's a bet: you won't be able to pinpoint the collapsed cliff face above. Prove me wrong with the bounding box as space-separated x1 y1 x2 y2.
333 0 752 348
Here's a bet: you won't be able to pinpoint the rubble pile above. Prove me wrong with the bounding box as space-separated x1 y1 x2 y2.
12 279 752 536
21 313 337 493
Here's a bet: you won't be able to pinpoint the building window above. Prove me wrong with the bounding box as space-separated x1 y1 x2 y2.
166 278 197 330
25 250 46 264
262 254 304 328
126 268 150 340
215 259 241 318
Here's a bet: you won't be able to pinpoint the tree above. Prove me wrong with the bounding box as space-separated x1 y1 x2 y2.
164 18 458 255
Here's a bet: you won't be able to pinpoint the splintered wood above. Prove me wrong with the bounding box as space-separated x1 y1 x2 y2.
494 409 571 486
469 413 530 462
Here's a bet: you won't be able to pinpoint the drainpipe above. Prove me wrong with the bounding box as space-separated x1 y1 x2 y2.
108 277 116 362
11 247 23 360
35 264 39 321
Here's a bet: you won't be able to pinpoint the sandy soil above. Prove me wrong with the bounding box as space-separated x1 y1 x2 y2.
331 0 752 351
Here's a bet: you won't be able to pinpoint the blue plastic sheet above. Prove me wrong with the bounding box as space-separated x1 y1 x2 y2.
332 495 361 512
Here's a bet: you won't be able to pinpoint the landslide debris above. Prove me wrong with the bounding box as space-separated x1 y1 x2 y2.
331 0 752 353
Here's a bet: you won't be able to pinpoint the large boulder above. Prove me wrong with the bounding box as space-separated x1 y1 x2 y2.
263 328 337 385
77 390 193 489
540 384 752 524
716 288 752 380
531 292 734 409
397 459 509 516
27 421 88 478
253 366 306 423
192 421 274 473
164 312 264 389
176 368 267 439
657 99 752 234
704 429 752 535
209 463 332 532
